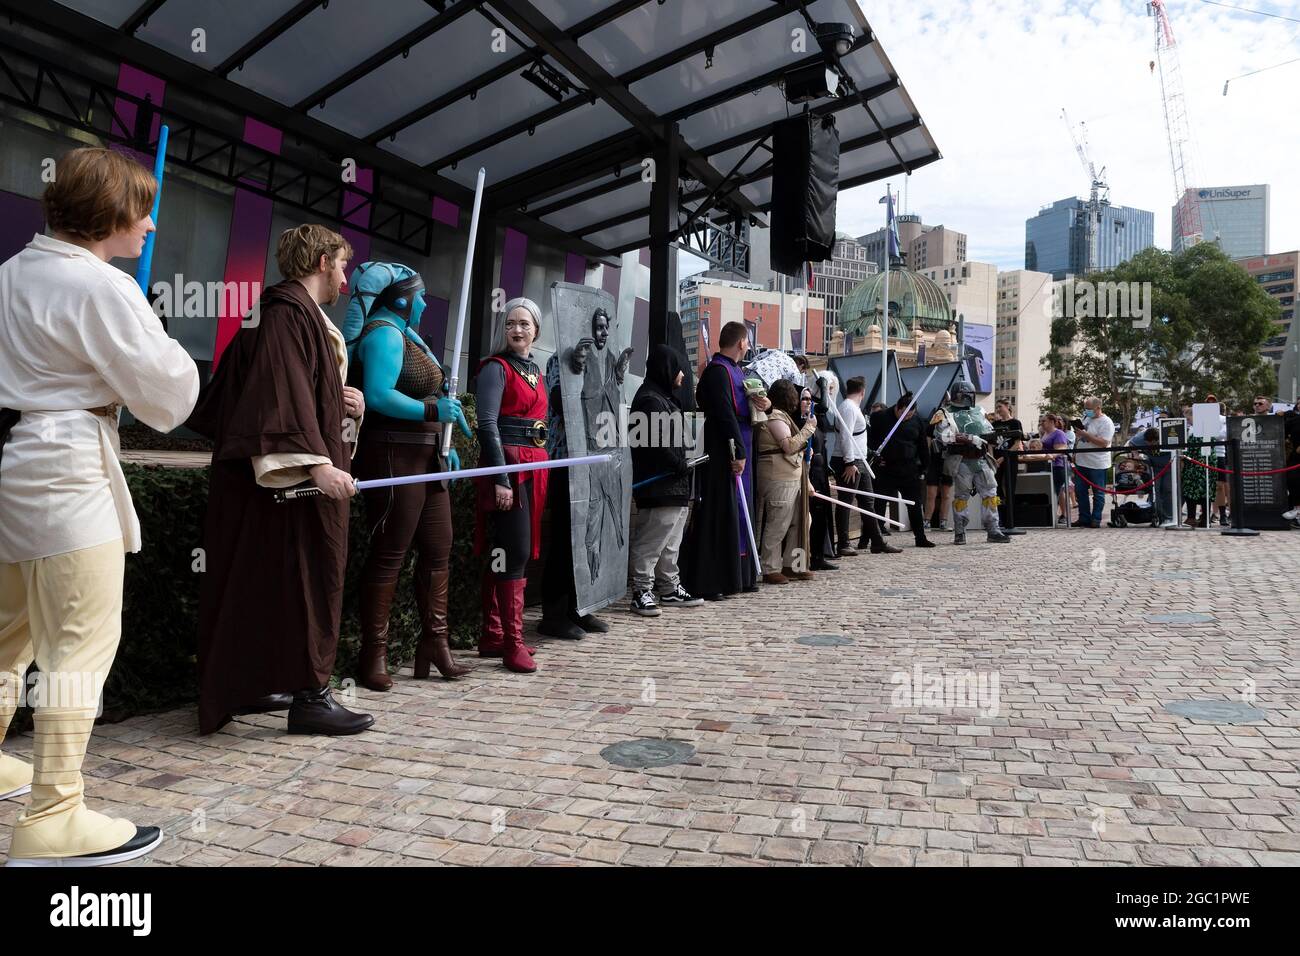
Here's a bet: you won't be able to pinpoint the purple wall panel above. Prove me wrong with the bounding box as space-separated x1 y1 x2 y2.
420 294 451 358
564 252 586 284
0 190 44 263
499 228 527 300
431 196 459 229
340 167 373 281
631 296 649 378
600 263 621 296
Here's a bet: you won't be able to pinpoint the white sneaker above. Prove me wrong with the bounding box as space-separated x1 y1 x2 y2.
1283 507 1299 520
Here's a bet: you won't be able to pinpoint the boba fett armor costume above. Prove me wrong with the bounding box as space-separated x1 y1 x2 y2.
931 383 1012 545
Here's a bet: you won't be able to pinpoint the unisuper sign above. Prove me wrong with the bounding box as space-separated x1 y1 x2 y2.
1197 187 1261 201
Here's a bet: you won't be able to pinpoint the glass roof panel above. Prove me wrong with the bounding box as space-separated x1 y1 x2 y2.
312 10 522 138
232 0 432 106
135 0 302 69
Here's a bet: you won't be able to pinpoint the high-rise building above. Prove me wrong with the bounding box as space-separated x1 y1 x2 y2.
909 226 966 272
919 260 997 395
858 214 928 271
805 235 878 353
1235 251 1297 389
995 270 1059 427
1025 198 1155 279
918 261 997 327
1173 185 1269 258
678 275 826 369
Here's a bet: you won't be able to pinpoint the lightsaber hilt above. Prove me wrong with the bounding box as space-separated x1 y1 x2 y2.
442 166 486 459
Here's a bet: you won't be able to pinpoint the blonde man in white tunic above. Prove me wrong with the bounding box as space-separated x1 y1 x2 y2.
0 148 199 866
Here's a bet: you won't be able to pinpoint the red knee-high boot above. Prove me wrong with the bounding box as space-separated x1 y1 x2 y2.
498 577 536 673
479 572 535 658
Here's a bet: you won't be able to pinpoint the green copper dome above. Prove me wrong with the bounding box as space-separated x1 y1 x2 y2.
838 267 952 340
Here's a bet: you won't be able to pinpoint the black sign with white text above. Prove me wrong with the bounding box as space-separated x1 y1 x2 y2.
1227 415 1288 529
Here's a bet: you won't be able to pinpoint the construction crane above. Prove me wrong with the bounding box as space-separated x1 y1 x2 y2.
1148 0 1217 251
1061 108 1109 275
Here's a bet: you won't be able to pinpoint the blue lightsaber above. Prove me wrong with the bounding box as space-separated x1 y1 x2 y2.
135 124 169 294
631 454 710 491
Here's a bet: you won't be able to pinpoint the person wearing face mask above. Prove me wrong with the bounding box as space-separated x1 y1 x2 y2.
474 298 549 673
627 345 703 615
345 263 475 691
0 148 199 867
1070 396 1115 528
191 224 375 740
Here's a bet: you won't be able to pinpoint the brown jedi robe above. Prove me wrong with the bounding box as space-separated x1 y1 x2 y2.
189 280 349 735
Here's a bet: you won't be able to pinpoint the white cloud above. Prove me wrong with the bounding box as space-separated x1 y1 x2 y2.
840 0 1300 268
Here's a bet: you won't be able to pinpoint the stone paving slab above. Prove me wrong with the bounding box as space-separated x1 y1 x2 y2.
2 527 1298 866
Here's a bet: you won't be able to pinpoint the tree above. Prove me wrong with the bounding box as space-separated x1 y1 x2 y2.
1039 245 1280 432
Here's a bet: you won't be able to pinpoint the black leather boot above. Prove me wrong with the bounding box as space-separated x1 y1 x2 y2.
287 687 375 736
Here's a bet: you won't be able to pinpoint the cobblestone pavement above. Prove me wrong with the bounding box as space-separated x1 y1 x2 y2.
2 527 1298 866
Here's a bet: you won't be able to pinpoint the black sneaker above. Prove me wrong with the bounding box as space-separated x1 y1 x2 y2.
953 532 966 545
658 585 703 607
632 591 661 616
987 530 1012 543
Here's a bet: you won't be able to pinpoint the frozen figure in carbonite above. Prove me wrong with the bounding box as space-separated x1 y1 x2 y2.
572 307 632 583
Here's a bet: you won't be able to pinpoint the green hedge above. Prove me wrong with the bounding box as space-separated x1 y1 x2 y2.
15 398 485 725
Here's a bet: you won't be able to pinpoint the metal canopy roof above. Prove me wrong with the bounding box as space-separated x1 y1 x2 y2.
37 0 941 257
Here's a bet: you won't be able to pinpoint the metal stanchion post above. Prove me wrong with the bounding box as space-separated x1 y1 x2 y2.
1222 437 1258 537
1166 445 1188 530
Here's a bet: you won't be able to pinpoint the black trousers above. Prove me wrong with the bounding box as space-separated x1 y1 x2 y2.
831 456 883 550
542 469 578 617
486 476 533 580
872 471 929 544
996 455 1019 527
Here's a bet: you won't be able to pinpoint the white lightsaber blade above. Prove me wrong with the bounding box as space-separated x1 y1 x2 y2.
812 489 905 529
442 167 487 458
274 454 610 502
837 485 915 507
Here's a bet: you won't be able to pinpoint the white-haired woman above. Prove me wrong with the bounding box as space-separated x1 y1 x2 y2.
474 297 547 673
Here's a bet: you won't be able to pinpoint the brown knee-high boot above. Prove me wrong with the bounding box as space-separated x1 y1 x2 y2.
414 567 470 679
357 576 398 692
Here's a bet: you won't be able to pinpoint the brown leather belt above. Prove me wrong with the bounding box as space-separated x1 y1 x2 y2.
372 429 444 446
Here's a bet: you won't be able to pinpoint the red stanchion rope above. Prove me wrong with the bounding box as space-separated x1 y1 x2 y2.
1182 456 1300 478
1069 460 1173 495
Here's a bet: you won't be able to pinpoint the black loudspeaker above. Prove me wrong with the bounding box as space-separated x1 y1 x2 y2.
651 310 696 412
1014 491 1052 527
770 113 840 275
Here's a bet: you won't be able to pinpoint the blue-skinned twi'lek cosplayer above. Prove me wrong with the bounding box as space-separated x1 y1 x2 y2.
343 261 474 690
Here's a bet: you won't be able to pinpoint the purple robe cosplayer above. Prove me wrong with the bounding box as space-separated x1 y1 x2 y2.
679 351 755 598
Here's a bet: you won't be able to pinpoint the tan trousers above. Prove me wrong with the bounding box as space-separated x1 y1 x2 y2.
756 479 800 575
0 539 136 859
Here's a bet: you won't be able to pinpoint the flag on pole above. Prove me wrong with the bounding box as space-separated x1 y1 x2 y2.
790 329 803 354
879 189 900 261
701 318 711 355
916 340 927 367
844 332 854 355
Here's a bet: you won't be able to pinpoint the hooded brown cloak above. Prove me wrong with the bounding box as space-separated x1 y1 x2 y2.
189 279 349 735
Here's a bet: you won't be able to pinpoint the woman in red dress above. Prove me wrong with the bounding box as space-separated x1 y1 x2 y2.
474 297 548 672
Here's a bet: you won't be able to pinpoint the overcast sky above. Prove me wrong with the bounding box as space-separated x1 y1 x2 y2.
836 0 1300 269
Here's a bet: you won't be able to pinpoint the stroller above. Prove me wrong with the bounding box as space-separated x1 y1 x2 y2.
1107 449 1156 527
